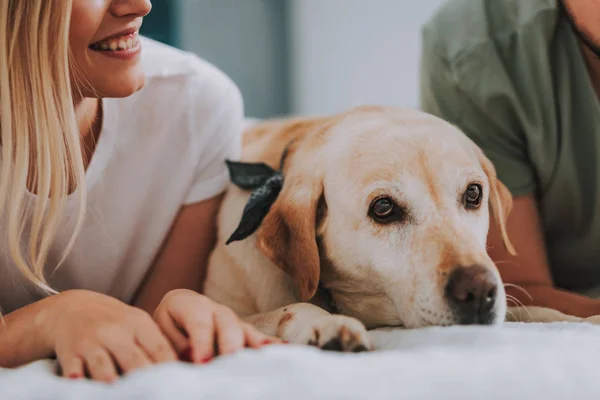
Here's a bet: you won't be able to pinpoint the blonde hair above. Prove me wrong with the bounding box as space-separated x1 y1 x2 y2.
0 0 86 292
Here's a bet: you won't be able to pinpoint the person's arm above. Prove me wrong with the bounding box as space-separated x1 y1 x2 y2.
132 181 281 362
133 194 221 313
0 295 58 368
133 70 244 314
1 290 176 380
489 194 600 318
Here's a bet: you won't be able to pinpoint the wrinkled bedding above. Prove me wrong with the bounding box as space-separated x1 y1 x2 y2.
3 322 600 399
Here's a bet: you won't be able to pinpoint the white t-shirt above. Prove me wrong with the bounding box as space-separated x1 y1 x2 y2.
0 38 243 314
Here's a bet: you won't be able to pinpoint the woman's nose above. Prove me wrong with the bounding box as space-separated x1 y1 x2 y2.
110 0 152 18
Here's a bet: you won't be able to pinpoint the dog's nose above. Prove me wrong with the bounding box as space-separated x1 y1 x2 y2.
445 265 498 325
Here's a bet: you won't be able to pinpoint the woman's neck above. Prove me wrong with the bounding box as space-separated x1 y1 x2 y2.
74 96 103 167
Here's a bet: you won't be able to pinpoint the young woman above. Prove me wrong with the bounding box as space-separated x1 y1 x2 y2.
0 0 278 382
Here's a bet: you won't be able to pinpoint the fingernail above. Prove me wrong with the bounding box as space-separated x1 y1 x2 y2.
261 339 273 346
201 356 213 364
283 340 290 344
68 374 80 380
179 347 192 362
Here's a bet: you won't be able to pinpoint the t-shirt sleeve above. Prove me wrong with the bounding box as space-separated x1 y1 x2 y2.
419 29 536 196
183 75 244 205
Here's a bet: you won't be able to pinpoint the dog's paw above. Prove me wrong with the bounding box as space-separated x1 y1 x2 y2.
583 315 600 325
303 315 372 353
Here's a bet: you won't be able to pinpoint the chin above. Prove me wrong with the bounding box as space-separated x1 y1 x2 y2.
93 70 146 98
109 76 145 98
110 81 145 98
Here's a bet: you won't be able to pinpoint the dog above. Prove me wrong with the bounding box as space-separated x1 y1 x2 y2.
203 106 598 352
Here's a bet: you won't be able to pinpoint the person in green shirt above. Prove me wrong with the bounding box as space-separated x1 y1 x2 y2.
420 0 600 318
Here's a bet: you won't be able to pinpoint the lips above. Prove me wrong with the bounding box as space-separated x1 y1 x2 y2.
89 31 139 52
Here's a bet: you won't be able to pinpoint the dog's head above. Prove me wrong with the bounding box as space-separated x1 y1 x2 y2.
255 106 514 329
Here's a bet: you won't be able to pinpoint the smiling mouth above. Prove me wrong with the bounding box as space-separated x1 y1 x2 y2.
89 32 140 52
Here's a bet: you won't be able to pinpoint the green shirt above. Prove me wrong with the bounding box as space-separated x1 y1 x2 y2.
420 0 600 290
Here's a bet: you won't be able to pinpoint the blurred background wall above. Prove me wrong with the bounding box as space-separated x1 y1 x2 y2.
140 0 447 118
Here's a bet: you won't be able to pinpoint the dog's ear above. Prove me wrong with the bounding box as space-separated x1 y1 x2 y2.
254 126 328 301
256 163 323 301
473 144 517 256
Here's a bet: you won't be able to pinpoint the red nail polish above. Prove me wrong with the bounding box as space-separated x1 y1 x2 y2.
261 339 272 346
179 347 192 362
201 356 213 364
68 374 80 380
283 340 290 344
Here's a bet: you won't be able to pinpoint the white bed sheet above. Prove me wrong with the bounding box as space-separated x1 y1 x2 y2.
2 322 600 399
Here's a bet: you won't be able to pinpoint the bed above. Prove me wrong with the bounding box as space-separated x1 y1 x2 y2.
3 321 600 399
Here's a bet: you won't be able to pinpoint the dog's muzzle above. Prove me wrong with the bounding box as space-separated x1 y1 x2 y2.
444 265 499 325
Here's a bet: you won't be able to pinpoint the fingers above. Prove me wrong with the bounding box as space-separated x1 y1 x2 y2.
213 306 245 356
180 308 215 363
243 323 280 349
165 301 245 361
135 325 178 363
103 337 152 374
83 348 118 383
154 307 189 356
62 330 175 382
56 353 84 379
154 291 284 365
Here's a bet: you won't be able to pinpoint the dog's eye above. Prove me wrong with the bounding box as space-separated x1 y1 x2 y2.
369 197 403 223
463 184 482 209
372 198 394 217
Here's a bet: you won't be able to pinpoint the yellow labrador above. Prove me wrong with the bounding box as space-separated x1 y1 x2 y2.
204 106 595 352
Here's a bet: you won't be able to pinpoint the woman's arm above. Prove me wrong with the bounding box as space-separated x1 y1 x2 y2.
132 64 244 315
1 290 175 380
0 296 58 367
133 194 222 314
133 195 280 361
489 194 600 318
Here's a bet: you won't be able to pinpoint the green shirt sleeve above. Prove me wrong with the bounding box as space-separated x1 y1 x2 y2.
419 30 537 197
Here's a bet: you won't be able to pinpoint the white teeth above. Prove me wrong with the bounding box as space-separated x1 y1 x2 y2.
93 33 138 51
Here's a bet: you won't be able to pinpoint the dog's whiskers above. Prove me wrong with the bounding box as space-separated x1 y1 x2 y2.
505 294 533 321
505 308 517 322
493 260 519 267
504 283 533 300
505 295 522 308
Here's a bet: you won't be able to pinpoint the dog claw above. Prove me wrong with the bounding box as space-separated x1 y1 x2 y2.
305 315 372 353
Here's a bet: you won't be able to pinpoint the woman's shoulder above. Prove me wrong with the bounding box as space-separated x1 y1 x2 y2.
136 36 242 116
107 37 243 155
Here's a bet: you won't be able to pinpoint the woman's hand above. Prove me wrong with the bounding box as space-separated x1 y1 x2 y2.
42 290 177 382
153 289 280 363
